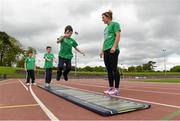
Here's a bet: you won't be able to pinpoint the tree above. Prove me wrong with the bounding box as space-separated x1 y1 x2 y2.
170 66 180 72
83 66 94 72
76 66 106 72
136 65 143 72
0 32 24 66
94 66 106 72
142 61 156 72
128 66 136 72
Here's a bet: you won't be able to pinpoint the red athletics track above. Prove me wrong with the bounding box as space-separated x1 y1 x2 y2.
1 79 180 120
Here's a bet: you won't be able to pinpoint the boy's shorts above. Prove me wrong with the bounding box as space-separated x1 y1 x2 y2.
58 56 71 68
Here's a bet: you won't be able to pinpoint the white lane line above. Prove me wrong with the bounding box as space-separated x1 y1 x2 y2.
121 85 180 91
74 80 180 89
75 82 180 91
19 80 28 91
69 82 180 96
0 79 14 83
116 96 180 109
59 84 180 109
0 81 18 86
29 85 59 121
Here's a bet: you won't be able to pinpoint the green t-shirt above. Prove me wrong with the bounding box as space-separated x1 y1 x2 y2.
59 37 78 59
44 53 54 68
25 57 35 70
103 21 121 51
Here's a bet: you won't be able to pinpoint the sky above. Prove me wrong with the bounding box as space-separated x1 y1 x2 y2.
0 0 180 70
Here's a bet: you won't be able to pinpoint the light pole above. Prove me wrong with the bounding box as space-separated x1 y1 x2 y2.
162 49 166 78
121 64 124 79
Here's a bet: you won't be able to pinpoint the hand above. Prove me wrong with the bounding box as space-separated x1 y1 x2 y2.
57 36 64 43
57 36 64 40
100 52 103 58
82 53 85 56
54 58 58 63
110 47 116 53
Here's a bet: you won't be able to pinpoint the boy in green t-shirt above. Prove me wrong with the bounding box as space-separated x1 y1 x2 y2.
56 25 85 81
24 50 36 86
44 46 56 87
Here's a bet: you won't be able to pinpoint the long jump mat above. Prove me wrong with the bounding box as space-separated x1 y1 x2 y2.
38 84 151 116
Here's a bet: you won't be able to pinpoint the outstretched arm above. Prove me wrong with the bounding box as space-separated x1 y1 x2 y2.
74 47 85 56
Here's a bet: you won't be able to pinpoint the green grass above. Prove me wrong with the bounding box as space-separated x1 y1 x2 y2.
70 71 107 76
0 66 180 78
123 72 180 76
134 78 180 83
72 71 180 76
0 66 180 84
0 66 16 75
70 71 180 76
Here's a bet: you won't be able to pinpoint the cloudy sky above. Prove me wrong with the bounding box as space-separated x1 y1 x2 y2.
0 0 180 70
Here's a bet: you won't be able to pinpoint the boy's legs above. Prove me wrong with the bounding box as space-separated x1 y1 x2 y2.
48 68 52 83
30 70 35 84
26 70 31 83
45 68 49 83
56 57 64 81
63 59 71 81
45 68 52 85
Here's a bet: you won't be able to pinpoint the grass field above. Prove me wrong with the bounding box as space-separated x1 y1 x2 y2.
0 66 180 80
0 67 17 75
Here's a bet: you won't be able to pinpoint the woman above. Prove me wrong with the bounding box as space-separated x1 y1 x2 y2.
100 10 121 95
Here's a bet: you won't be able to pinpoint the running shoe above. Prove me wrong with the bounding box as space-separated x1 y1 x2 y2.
103 88 113 94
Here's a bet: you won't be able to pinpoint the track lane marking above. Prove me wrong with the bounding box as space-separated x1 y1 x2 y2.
73 81 180 92
19 80 29 91
0 81 19 86
68 82 180 96
29 84 59 121
0 104 39 109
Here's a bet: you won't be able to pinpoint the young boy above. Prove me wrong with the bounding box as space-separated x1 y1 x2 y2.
56 25 85 81
44 46 56 87
25 50 36 86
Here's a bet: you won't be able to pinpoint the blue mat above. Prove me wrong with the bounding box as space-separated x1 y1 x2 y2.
38 85 151 116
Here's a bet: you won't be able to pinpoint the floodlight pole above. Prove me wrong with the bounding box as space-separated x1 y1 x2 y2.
162 49 167 78
121 64 124 79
